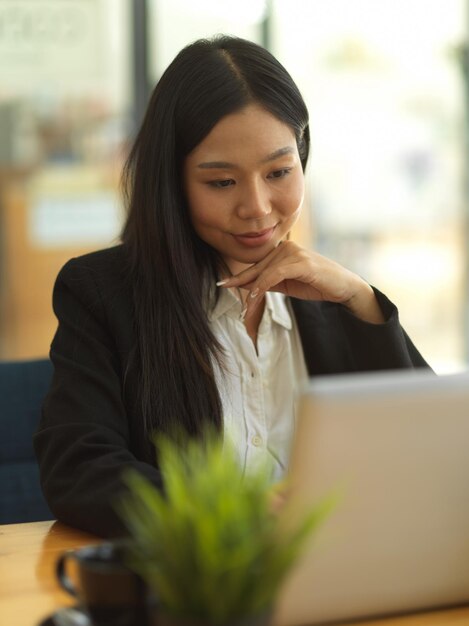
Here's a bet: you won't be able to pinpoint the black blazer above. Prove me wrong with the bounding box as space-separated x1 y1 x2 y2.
34 245 428 537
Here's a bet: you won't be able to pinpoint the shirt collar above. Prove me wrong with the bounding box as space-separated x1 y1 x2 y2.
208 287 241 322
265 292 292 330
208 286 292 330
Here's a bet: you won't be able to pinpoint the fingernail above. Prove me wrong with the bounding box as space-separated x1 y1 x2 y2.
250 288 259 299
216 279 229 286
240 305 247 322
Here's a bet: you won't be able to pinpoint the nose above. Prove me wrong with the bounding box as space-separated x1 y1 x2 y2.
236 178 271 220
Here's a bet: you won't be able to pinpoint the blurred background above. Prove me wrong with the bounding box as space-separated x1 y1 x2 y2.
0 0 468 373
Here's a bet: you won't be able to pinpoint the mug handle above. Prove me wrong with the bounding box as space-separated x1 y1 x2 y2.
56 551 79 597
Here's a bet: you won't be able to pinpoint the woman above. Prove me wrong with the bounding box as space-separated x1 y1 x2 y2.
34 36 427 537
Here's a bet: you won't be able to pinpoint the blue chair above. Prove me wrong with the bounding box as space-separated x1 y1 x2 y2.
0 358 54 524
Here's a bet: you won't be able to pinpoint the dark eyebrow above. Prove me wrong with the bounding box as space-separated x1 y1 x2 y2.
197 160 236 170
261 146 295 163
196 146 295 169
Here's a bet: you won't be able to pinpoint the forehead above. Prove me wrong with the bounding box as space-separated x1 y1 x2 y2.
187 104 297 162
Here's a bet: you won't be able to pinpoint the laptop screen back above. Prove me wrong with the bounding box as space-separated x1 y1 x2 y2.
275 369 469 626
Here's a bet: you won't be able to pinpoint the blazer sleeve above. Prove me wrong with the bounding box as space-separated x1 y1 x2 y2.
337 287 430 371
34 257 162 538
291 287 430 375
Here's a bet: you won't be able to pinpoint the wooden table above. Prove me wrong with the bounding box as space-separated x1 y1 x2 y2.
0 520 97 625
1 521 469 626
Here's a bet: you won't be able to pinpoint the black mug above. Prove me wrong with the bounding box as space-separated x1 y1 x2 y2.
56 541 147 626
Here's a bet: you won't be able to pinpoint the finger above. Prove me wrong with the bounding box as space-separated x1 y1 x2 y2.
230 248 300 294
243 261 320 320
251 260 311 296
243 260 304 318
243 285 265 320
217 241 297 289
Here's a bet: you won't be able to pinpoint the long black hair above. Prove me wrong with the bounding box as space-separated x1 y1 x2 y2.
121 35 310 440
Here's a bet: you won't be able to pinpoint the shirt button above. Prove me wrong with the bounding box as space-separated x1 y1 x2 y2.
252 435 262 447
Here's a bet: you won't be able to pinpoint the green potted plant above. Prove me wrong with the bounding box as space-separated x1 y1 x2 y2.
118 432 334 626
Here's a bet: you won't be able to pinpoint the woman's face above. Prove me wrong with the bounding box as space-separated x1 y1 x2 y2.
183 104 305 275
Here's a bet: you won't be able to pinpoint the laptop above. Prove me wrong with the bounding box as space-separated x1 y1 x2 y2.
275 368 469 625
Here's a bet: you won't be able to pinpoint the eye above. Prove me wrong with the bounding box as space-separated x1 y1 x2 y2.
208 179 235 189
267 168 292 180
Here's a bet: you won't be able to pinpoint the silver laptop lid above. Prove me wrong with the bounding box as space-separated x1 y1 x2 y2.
275 369 469 625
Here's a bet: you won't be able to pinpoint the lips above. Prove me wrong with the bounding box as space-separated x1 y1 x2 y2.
232 226 277 248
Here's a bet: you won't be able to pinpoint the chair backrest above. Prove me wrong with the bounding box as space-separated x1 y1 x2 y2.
0 358 54 524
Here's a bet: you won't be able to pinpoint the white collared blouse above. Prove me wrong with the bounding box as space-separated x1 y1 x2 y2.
208 288 309 483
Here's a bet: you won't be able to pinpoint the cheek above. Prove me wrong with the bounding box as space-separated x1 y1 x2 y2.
188 190 227 232
279 175 305 216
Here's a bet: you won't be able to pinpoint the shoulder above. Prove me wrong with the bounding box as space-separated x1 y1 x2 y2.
54 245 131 314
57 245 128 292
59 245 126 280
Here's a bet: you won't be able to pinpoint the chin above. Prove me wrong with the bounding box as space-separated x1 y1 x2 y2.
230 247 278 267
